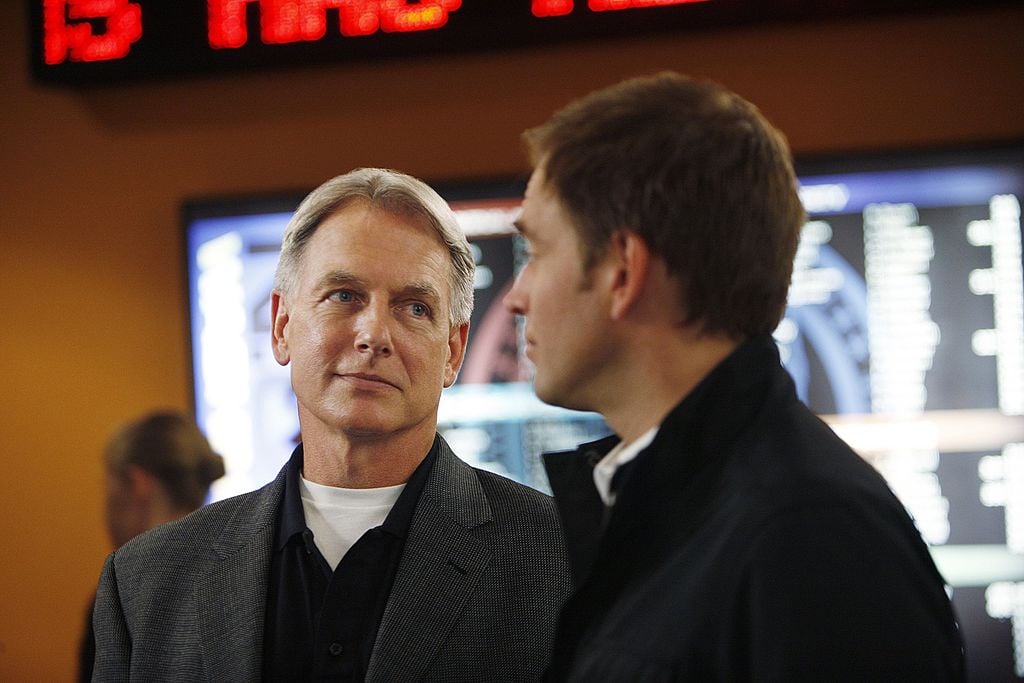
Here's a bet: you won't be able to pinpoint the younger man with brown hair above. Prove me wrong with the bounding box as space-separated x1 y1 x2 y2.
505 72 965 681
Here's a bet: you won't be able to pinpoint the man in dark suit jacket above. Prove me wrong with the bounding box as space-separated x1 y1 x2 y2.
503 72 965 680
92 168 571 681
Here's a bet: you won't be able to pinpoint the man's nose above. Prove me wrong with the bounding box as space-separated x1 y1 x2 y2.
354 303 393 357
503 272 528 316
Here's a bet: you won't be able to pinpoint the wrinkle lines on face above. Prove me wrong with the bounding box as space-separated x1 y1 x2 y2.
274 201 466 445
311 270 444 316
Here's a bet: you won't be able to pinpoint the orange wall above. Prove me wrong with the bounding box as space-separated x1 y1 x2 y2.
2 3 1023 679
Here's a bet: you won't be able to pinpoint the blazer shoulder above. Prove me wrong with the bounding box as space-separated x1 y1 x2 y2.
472 468 554 505
469 468 567 552
112 475 281 564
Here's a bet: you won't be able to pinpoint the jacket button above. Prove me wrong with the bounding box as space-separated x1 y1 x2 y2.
328 642 343 656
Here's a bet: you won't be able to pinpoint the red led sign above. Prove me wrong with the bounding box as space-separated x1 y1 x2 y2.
43 0 142 64
41 0 709 64
533 0 706 16
207 0 465 49
30 0 990 85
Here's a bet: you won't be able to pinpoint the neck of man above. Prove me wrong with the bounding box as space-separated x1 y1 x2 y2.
598 324 739 444
298 416 436 489
150 501 193 529
121 489 192 546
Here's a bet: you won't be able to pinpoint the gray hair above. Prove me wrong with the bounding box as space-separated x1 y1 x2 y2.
274 168 475 326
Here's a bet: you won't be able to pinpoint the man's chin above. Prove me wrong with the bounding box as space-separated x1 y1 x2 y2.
309 407 396 439
334 415 399 437
533 379 579 412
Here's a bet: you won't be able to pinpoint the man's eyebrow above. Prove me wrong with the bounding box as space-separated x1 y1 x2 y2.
397 282 442 304
315 270 365 291
312 271 442 306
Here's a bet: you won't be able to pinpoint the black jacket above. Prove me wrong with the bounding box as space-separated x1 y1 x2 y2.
544 336 965 682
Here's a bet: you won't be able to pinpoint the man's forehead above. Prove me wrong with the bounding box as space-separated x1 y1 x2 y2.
301 208 450 288
323 198 430 232
313 202 446 251
519 169 570 231
525 164 552 198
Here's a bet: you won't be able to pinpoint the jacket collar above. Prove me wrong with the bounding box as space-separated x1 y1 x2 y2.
366 435 495 681
545 336 791 584
192 434 495 683
274 438 439 552
197 464 286 681
542 434 616 583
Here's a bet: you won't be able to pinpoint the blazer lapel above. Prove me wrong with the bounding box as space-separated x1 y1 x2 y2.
367 440 493 681
195 475 283 682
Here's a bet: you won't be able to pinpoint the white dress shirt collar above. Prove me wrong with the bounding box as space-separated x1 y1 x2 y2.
592 426 658 506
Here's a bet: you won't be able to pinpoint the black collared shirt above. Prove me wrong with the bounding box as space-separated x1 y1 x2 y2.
262 438 438 681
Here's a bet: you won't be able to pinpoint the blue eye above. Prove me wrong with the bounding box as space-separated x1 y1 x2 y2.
410 302 429 317
333 290 354 302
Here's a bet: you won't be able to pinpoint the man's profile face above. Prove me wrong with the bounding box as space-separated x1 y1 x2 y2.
503 167 615 412
271 200 468 442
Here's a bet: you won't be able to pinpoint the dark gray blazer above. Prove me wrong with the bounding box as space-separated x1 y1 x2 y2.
92 438 571 682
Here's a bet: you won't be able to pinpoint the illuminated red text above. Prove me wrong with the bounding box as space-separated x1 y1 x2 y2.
532 0 707 16
208 0 463 48
43 0 142 64
531 0 574 17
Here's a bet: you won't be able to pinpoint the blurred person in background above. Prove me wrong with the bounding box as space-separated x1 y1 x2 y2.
79 410 224 682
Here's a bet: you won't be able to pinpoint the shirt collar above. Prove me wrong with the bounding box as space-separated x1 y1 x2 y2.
276 444 307 551
274 436 439 552
380 437 436 537
593 426 658 505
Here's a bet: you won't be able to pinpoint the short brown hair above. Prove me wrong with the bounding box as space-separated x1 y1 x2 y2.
106 411 225 510
524 72 804 338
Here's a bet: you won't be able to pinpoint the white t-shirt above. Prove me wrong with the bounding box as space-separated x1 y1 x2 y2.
299 475 406 570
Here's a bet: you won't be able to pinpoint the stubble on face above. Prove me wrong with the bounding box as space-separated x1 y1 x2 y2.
507 169 615 414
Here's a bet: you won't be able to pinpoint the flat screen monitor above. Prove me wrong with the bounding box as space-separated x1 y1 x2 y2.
184 177 612 502
184 142 1024 681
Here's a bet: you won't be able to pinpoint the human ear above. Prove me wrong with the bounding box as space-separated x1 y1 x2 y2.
607 229 651 320
271 291 291 366
443 322 470 388
125 464 157 502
